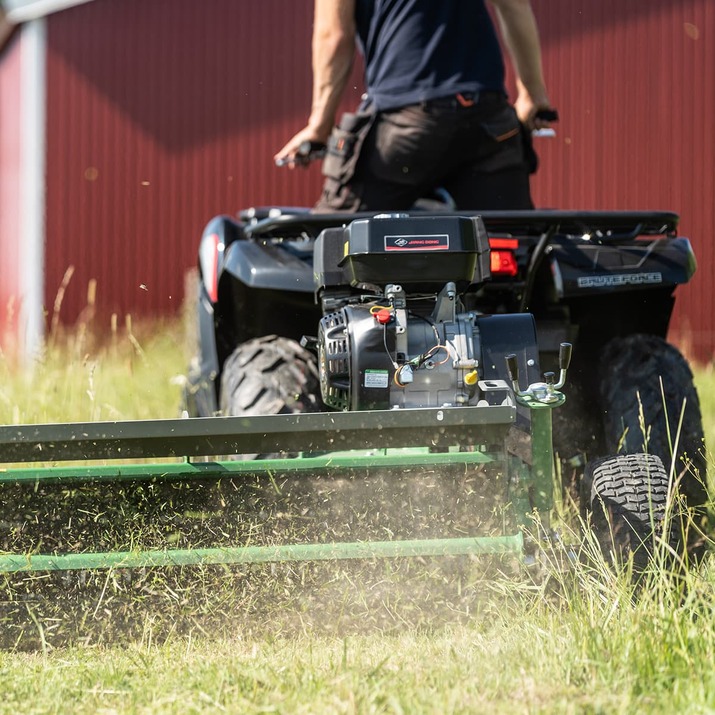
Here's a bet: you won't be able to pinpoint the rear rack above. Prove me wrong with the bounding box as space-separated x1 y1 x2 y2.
244 210 679 240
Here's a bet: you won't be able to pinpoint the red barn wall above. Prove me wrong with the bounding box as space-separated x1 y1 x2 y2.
531 0 714 361
42 0 715 361
44 0 358 325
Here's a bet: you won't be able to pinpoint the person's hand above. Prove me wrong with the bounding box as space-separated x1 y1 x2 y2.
274 127 330 169
515 90 554 132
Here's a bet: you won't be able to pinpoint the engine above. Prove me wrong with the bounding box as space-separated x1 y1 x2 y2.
313 214 496 411
319 281 486 410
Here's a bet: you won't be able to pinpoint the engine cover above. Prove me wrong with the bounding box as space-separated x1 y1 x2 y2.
314 214 491 292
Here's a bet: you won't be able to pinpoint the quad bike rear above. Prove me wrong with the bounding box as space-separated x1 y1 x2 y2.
0 208 706 575
183 207 708 567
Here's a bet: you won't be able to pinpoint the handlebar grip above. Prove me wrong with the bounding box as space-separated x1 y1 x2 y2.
535 108 559 122
275 141 327 167
297 140 327 158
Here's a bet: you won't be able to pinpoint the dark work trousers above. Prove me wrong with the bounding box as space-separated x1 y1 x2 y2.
314 92 535 213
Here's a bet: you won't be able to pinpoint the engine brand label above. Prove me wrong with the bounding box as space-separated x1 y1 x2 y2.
577 272 663 288
384 234 450 251
364 369 389 388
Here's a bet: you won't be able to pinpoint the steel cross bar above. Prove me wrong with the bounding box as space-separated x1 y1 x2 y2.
0 405 515 463
0 534 524 572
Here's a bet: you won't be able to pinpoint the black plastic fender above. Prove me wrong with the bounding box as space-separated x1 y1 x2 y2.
549 237 696 298
220 240 315 293
198 215 246 295
183 280 220 417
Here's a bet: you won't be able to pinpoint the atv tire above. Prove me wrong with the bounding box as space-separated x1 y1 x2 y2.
581 453 678 571
219 335 323 458
598 334 707 510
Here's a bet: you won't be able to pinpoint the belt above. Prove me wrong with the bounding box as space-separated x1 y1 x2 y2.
420 91 504 109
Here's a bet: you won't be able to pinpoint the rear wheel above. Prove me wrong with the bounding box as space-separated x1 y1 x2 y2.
581 453 678 571
219 335 323 458
597 334 708 555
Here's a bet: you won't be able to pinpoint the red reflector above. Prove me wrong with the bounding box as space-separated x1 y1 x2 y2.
490 250 518 276
489 238 519 250
204 233 220 302
489 238 518 276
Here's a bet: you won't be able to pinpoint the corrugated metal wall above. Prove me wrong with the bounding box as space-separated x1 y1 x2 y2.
0 31 22 351
530 0 714 361
43 0 714 361
44 0 350 323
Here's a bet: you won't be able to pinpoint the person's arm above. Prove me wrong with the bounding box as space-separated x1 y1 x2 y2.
275 0 356 166
488 0 552 129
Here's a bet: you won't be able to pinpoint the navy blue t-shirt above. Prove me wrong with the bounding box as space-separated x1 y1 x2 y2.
355 0 506 110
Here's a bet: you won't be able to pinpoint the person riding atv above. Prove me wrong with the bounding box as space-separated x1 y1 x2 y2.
274 0 556 212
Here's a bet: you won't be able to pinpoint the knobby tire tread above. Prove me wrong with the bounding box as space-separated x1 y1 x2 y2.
219 335 323 458
598 334 708 556
582 453 678 572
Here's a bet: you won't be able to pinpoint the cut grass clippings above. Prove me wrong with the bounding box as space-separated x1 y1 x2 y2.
1 319 714 714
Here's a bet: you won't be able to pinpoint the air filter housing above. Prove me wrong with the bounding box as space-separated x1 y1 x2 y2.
314 214 491 291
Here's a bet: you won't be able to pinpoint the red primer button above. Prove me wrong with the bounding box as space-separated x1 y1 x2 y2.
375 309 392 324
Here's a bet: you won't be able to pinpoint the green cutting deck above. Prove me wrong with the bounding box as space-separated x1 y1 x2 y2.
0 404 538 572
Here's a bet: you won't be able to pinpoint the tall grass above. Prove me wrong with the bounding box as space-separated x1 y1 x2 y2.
0 316 186 424
695 365 715 462
1 321 714 713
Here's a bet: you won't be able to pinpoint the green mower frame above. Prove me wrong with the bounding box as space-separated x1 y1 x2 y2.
0 380 563 573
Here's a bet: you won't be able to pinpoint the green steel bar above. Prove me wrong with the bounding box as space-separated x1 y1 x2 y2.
529 407 555 513
0 450 493 485
0 534 524 573
508 454 535 530
0 405 515 463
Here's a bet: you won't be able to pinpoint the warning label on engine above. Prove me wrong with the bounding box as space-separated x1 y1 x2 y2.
384 234 450 251
364 369 389 388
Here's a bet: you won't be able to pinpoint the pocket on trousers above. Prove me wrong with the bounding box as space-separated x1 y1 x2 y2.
477 105 527 173
480 104 522 144
322 111 376 185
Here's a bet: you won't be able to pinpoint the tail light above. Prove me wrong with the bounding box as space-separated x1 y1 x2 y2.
489 238 519 277
199 232 224 303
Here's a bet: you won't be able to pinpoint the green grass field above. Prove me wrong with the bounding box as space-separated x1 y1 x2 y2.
1 323 714 714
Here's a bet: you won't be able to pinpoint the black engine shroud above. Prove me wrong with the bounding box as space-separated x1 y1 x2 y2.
314 215 537 412
314 214 491 292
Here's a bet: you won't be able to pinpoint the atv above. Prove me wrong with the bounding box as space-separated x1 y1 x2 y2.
183 206 708 567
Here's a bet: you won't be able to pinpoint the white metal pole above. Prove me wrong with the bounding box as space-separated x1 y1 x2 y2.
19 16 46 358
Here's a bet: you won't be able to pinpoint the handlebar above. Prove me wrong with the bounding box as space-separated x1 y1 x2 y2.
532 108 558 138
275 141 327 168
535 108 559 123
